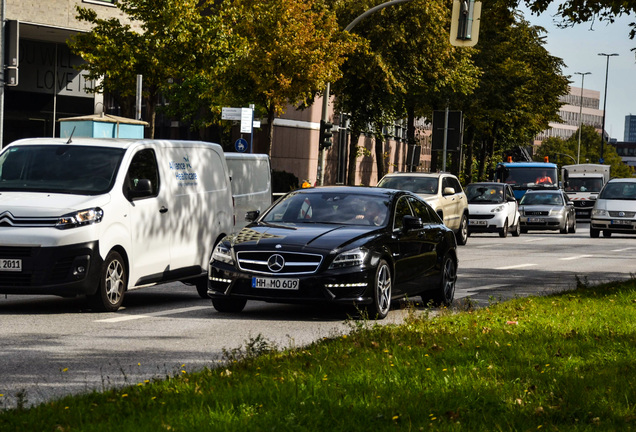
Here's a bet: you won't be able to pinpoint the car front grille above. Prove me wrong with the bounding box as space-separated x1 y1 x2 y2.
608 211 636 218
236 251 323 275
469 214 495 220
0 212 58 227
572 200 595 208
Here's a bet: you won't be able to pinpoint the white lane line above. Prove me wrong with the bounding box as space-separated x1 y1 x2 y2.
455 284 510 299
523 238 546 243
560 255 593 261
95 306 210 323
495 263 537 270
612 247 636 252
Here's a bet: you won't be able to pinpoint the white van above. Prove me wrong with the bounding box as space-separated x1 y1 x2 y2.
225 153 272 230
0 138 234 311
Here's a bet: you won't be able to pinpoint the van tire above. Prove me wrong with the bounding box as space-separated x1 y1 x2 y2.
90 251 126 312
212 297 247 313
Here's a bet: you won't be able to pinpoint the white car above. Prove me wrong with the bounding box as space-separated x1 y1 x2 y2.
465 182 521 238
376 172 469 245
590 178 636 238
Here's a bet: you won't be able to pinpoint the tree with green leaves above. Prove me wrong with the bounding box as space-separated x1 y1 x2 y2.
68 0 226 139
453 2 570 182
535 124 633 178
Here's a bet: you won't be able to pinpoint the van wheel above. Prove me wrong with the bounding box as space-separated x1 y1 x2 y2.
603 230 612 238
590 228 600 238
212 297 247 313
90 251 126 312
455 215 468 245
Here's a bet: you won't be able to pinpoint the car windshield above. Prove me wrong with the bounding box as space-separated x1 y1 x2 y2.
262 191 390 226
377 176 437 194
0 144 125 195
599 182 636 200
519 193 563 206
564 178 604 193
466 185 504 204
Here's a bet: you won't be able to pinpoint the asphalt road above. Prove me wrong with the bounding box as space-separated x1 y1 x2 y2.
0 222 634 409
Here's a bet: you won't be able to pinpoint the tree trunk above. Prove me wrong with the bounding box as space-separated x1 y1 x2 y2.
463 126 475 183
266 106 276 158
375 134 385 181
407 105 416 172
347 130 361 185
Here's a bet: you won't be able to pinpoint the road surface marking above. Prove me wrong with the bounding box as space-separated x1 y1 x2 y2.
455 284 510 299
495 263 537 270
560 255 593 261
94 306 209 323
611 247 636 252
523 238 546 243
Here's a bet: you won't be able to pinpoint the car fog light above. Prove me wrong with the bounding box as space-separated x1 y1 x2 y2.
211 276 232 284
325 282 368 288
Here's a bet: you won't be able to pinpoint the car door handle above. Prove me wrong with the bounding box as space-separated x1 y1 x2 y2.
160 206 168 213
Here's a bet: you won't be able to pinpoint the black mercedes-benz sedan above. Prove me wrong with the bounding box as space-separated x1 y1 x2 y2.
208 186 458 319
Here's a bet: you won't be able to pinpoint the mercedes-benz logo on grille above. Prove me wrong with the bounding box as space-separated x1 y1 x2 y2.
267 254 285 272
619 211 626 217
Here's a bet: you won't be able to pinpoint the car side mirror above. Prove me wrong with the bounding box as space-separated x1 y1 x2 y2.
128 179 153 200
403 215 423 231
245 210 260 222
443 187 455 196
507 196 516 202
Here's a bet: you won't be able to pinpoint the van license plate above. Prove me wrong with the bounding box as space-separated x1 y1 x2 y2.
611 220 631 225
252 277 299 290
1 259 22 272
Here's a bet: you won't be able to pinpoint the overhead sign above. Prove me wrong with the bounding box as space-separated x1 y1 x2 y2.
221 107 242 120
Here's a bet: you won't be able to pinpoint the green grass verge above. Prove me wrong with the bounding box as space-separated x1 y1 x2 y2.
2 279 636 431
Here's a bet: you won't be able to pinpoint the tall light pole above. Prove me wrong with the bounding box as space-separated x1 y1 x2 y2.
598 53 618 164
574 72 591 164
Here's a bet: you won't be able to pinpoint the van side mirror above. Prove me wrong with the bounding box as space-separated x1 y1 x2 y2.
245 210 260 222
128 179 153 200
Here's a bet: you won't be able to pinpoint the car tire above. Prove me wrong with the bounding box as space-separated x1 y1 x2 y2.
511 219 521 237
427 253 457 307
364 259 391 320
455 214 468 246
212 297 247 313
603 230 612 238
89 250 126 312
560 216 569 234
568 217 576 234
590 227 600 238
499 220 508 238
195 277 209 298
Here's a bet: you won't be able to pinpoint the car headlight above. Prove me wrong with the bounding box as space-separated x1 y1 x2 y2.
56 208 103 230
592 209 608 217
490 205 505 213
329 248 367 269
212 242 234 265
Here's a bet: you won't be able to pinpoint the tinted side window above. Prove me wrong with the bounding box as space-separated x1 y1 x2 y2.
449 177 462 193
408 197 436 224
125 149 160 199
394 196 414 230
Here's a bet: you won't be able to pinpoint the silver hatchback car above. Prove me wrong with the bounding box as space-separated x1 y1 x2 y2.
590 178 636 238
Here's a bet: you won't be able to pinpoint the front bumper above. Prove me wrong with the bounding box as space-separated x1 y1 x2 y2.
590 217 636 234
208 263 376 306
520 215 564 231
0 241 102 297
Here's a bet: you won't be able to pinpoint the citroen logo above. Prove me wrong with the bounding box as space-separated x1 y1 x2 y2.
267 254 285 272
0 211 15 226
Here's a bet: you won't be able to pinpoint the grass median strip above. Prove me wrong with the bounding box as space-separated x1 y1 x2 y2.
1 279 636 431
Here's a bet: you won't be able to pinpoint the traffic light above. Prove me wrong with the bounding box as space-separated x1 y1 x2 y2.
449 0 482 47
319 120 333 150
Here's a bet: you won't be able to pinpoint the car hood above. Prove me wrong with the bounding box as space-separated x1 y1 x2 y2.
0 191 110 217
228 223 380 251
594 199 636 212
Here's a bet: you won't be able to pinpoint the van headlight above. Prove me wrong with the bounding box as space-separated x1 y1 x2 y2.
329 248 367 269
592 209 608 217
212 242 234 265
56 208 103 230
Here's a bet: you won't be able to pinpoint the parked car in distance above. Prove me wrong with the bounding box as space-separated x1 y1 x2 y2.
590 178 636 238
376 172 469 245
518 190 576 234
465 182 521 238
208 186 458 319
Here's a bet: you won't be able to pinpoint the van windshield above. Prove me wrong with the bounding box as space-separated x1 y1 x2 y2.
0 144 126 195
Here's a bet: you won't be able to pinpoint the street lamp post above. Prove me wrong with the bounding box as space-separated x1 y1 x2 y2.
574 72 591 164
598 53 618 164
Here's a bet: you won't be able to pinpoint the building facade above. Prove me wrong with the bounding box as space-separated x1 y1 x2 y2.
625 115 636 142
535 85 604 143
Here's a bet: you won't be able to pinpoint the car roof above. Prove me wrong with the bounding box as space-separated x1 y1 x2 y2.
380 172 453 178
297 186 402 198
4 137 223 151
606 178 636 183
